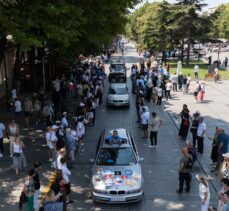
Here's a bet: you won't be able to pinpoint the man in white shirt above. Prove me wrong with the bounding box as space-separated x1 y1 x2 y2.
197 117 206 154
0 122 6 157
165 80 173 100
61 112 68 128
171 73 178 92
14 98 22 120
194 65 199 79
141 106 150 139
49 125 58 167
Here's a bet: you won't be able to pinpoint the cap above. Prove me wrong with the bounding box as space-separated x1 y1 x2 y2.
63 111 67 116
223 153 229 159
52 125 59 130
80 103 85 107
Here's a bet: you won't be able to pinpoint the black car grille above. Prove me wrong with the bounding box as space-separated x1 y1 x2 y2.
110 190 125 195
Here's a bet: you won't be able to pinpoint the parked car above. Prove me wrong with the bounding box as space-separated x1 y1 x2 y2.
91 128 144 203
106 83 130 107
108 58 127 83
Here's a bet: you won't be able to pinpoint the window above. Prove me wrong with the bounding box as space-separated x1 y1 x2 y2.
96 147 137 166
108 87 127 95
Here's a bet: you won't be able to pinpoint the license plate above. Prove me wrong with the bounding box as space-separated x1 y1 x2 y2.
110 197 126 202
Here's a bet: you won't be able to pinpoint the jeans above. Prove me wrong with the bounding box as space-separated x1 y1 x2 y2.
197 136 204 154
173 83 177 91
157 97 162 105
150 131 158 146
178 172 192 192
192 133 197 148
165 90 171 100
33 189 40 211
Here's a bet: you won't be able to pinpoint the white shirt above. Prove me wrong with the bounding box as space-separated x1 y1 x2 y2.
199 183 210 203
157 87 163 97
57 153 64 170
165 82 172 91
141 111 150 125
197 122 206 137
61 164 71 184
194 65 199 73
14 100 22 112
48 131 57 149
187 77 191 84
171 75 178 83
61 117 68 128
0 123 6 138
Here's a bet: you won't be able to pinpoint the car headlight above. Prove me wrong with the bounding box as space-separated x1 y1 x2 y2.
93 188 107 194
127 188 142 194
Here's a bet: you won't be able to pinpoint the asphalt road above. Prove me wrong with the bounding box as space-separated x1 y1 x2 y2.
0 43 219 211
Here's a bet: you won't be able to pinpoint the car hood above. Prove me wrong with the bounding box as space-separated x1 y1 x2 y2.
107 94 129 100
92 164 142 191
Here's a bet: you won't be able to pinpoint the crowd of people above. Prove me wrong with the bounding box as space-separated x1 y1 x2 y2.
0 54 108 211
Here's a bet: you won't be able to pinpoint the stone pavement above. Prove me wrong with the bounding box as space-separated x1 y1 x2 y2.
0 43 226 211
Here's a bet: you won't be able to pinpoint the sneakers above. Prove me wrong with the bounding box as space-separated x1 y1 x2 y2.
176 189 182 194
148 146 156 149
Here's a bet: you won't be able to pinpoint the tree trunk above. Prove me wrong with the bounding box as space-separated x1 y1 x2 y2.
0 37 7 65
13 47 21 81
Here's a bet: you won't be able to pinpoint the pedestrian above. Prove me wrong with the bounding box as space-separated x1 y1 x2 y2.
12 136 26 176
190 111 200 148
65 127 77 161
165 80 172 100
14 98 22 120
23 169 36 211
196 174 210 211
8 120 19 157
50 170 65 211
148 112 162 148
24 97 33 128
225 57 228 68
33 162 42 211
178 107 190 140
208 127 220 166
0 121 6 157
145 78 153 102
197 117 206 154
186 141 197 167
60 157 73 204
151 86 158 106
178 72 183 90
182 75 187 94
156 86 163 106
199 82 205 103
186 74 191 93
193 81 200 103
194 64 199 79
49 125 59 168
33 98 41 125
217 178 229 211
57 148 66 170
42 189 63 211
171 73 178 91
176 147 193 193
140 106 150 139
61 112 69 128
212 129 229 173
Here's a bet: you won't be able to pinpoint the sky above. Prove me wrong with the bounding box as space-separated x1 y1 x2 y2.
136 0 229 10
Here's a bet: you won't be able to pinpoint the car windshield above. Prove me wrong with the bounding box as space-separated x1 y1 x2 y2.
109 87 127 95
110 64 125 71
96 147 137 166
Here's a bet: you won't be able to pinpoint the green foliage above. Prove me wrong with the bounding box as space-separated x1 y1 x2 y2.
0 0 141 58
211 3 229 39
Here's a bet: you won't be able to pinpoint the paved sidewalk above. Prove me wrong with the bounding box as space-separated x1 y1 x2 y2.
164 79 229 193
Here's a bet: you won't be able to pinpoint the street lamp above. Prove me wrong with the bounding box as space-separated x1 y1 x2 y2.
3 34 13 94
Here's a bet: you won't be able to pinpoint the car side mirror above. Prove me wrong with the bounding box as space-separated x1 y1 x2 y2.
139 158 144 162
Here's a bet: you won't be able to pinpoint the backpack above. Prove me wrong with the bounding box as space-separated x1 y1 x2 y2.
185 156 193 170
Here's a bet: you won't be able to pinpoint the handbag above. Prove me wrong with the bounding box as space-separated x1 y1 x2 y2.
19 192 28 209
13 152 21 157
